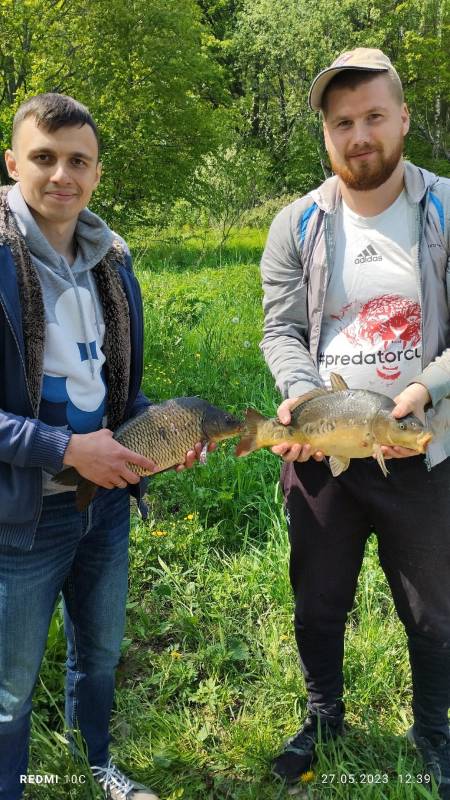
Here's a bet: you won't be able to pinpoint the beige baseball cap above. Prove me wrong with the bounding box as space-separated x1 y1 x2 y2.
308 47 402 111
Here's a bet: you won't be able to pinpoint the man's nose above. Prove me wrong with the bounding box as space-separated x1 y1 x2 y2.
349 121 371 145
50 163 71 183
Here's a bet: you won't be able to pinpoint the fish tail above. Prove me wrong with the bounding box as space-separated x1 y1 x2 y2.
235 408 268 456
52 466 80 486
76 479 98 511
52 466 98 511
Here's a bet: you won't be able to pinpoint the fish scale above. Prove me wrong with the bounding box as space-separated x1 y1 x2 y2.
236 373 433 477
116 401 206 474
289 389 384 449
52 396 243 511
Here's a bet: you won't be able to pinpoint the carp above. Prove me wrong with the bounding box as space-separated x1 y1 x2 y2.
235 373 432 476
54 397 243 510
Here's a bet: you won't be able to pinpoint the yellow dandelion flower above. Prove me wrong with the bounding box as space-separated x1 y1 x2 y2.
171 651 182 659
300 770 315 783
184 513 194 521
280 634 289 641
152 530 167 537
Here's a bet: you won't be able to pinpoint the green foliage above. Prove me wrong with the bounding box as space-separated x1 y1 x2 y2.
396 0 449 166
242 194 299 229
0 0 447 227
191 144 272 245
77 0 227 226
230 0 449 189
0 0 228 225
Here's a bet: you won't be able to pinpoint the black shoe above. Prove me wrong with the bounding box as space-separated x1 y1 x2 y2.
407 726 450 798
272 713 344 783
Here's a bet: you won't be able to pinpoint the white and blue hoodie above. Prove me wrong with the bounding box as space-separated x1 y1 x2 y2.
8 183 114 492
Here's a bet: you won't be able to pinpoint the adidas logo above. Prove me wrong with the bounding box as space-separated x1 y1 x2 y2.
354 244 383 264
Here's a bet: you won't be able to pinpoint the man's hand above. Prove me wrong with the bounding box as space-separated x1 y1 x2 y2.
392 382 431 421
174 442 217 472
375 382 431 461
63 429 157 489
271 397 325 463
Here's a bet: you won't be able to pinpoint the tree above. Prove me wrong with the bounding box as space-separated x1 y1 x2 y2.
194 143 271 245
395 0 449 165
0 0 228 226
75 0 228 225
230 0 449 193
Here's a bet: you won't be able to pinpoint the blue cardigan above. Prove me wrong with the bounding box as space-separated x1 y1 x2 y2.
0 243 149 550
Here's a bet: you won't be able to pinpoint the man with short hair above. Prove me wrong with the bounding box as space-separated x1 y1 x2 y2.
0 93 201 800
260 49 450 795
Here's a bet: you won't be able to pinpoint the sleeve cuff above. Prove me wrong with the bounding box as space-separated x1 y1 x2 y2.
287 380 323 399
28 423 72 472
411 363 450 408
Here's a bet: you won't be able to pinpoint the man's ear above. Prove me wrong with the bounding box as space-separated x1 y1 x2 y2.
322 120 330 151
4 150 19 181
401 103 410 137
94 160 102 189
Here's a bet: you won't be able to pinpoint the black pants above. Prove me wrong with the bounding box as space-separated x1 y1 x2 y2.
282 455 450 737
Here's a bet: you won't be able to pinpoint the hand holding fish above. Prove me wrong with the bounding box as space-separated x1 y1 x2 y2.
56 398 243 510
392 382 431 421
63 428 157 489
376 382 431 461
235 374 432 477
271 396 325 463
174 441 217 471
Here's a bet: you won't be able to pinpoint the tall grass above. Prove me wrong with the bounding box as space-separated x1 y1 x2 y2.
30 228 437 799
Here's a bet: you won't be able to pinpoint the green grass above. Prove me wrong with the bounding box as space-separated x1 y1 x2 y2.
29 228 438 799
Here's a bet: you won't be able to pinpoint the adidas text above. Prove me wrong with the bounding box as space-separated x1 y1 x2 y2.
355 244 382 264
355 255 382 264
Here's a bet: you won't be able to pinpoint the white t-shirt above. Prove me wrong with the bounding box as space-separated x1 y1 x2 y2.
318 190 421 398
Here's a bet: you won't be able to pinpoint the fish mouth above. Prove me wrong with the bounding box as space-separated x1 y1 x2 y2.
416 431 433 452
210 423 245 442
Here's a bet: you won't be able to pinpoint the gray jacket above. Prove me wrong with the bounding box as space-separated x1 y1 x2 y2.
260 161 450 467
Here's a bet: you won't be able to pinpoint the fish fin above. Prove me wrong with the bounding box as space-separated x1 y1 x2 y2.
329 455 350 476
52 466 97 510
235 408 268 456
287 388 328 413
199 442 208 464
244 408 269 427
373 444 389 477
75 479 98 512
52 466 80 486
330 372 349 391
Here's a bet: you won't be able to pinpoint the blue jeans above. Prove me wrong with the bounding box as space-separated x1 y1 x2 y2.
0 487 130 800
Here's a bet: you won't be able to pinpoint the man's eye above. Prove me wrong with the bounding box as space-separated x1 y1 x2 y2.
72 158 86 167
35 154 50 162
338 120 351 128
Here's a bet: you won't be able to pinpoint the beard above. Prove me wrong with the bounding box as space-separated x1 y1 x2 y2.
329 135 404 191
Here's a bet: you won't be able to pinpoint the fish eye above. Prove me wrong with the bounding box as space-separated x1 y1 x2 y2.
398 421 406 430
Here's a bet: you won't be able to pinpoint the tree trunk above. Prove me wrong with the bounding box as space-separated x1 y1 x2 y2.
251 71 261 137
432 0 443 159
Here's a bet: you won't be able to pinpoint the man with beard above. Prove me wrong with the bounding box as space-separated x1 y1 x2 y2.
260 49 450 796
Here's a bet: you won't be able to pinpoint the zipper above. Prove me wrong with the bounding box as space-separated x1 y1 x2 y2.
0 291 37 416
0 287 44 526
414 194 431 470
313 212 333 364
